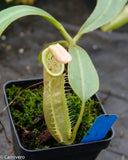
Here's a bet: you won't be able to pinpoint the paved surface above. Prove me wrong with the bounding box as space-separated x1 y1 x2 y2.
0 1 128 159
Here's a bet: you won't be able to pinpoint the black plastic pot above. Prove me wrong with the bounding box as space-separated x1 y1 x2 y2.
3 78 114 160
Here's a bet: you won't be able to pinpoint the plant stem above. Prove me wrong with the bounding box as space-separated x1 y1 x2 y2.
52 20 73 44
71 101 85 142
58 24 73 44
72 32 82 44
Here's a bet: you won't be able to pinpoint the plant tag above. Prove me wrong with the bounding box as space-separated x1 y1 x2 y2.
81 114 118 143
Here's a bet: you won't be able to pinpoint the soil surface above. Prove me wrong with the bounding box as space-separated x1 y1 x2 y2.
0 0 128 159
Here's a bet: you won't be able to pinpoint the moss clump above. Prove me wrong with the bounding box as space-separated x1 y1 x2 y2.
6 84 101 150
6 85 45 131
66 92 101 143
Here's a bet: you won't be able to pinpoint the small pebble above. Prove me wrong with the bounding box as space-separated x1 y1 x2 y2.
119 130 124 138
26 65 30 71
1 35 6 41
6 45 12 51
92 44 98 50
8 148 14 154
18 48 24 54
121 155 125 160
20 32 25 37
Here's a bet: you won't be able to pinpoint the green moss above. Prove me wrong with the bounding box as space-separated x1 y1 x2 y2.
66 92 101 143
6 85 45 131
6 84 101 149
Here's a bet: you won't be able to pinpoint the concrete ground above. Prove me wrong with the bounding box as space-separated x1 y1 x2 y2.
0 1 128 159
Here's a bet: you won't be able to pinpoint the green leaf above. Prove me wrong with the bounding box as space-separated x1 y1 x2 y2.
68 45 99 103
101 4 128 32
0 5 55 35
0 5 72 42
73 0 127 42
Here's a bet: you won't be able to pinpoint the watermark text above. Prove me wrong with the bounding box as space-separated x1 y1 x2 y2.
0 155 25 160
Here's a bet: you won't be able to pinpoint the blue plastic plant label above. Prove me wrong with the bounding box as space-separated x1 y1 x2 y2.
81 114 118 143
